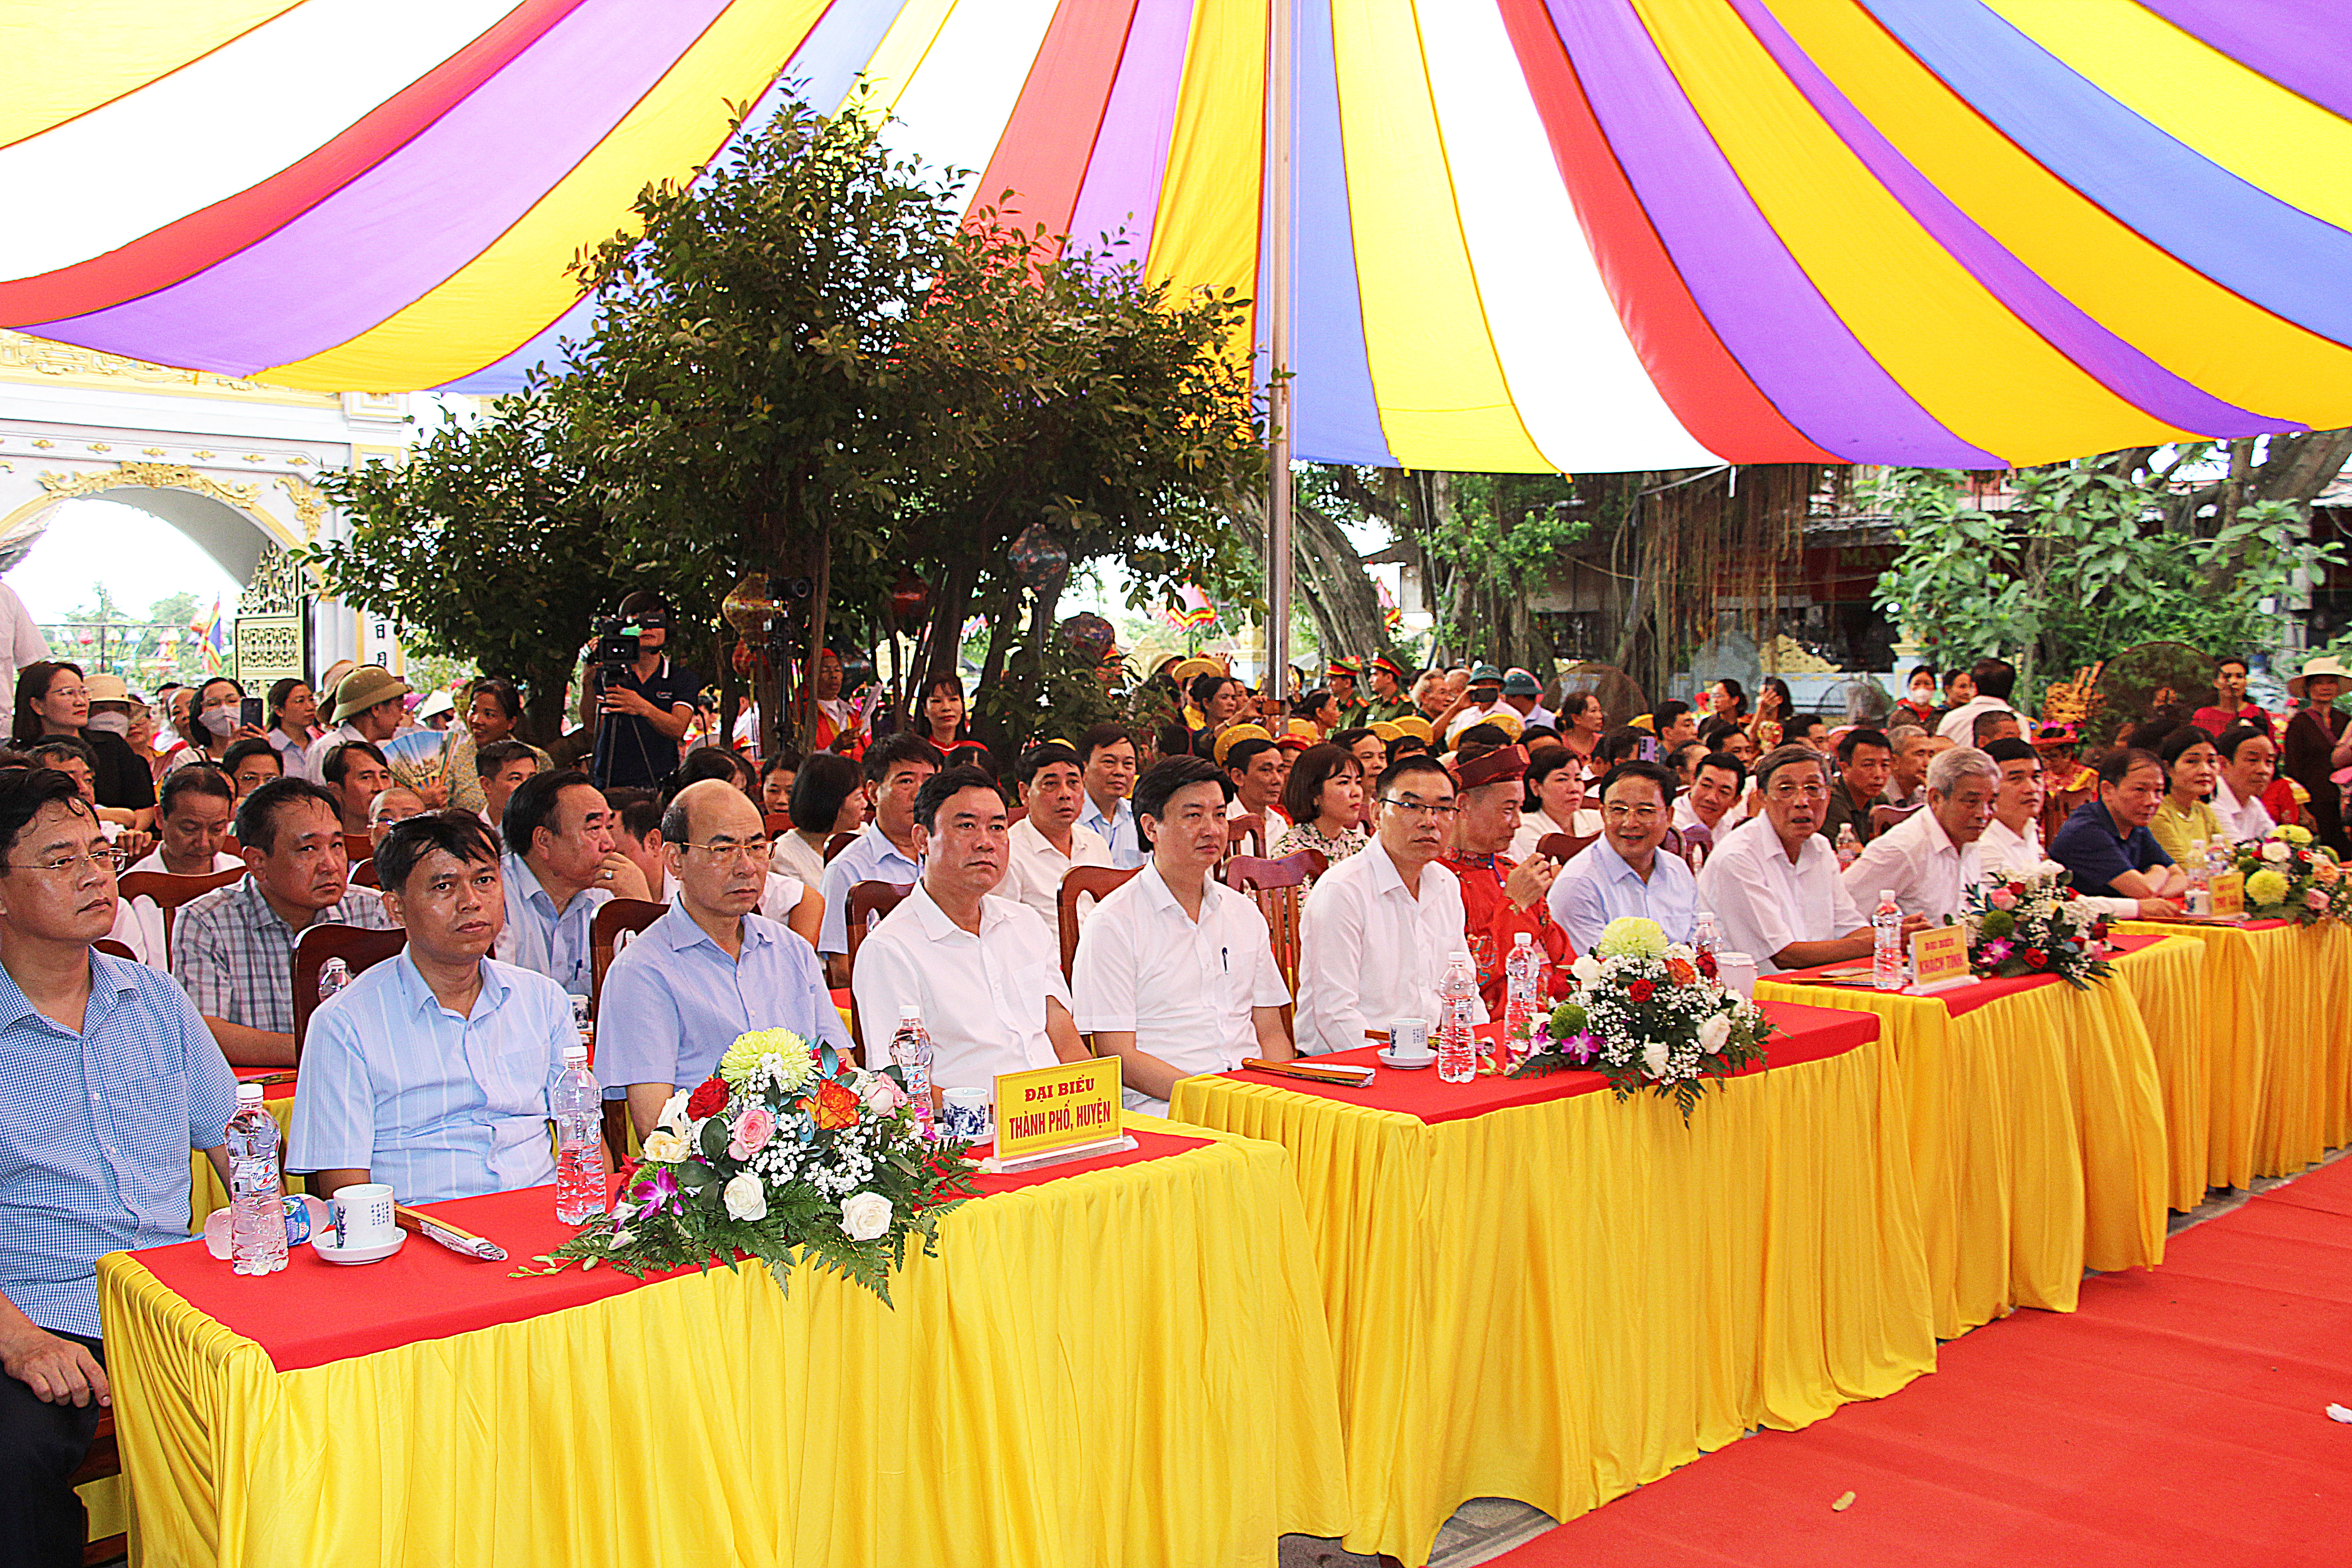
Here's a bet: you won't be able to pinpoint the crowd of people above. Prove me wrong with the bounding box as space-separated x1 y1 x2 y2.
3 613 2343 1560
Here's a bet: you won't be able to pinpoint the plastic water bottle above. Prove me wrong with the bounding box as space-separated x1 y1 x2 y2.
890 1005 936 1141
1871 889 1905 991
226 1084 288 1276
1437 952 1479 1083
1692 909 1721 963
317 956 352 1004
1835 823 1862 872
1502 932 1543 1066
552 1045 605 1226
2184 839 2212 916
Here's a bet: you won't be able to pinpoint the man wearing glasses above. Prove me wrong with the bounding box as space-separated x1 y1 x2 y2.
1548 759 1697 955
1698 745 1916 974
1296 754 1485 1054
599 781 851 1141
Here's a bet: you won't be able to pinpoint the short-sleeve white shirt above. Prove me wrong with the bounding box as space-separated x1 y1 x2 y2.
1000 816 1112 931
1071 862 1289 1111
1295 843 1487 1054
1695 819 1864 974
848 883 1072 1093
2214 779 2275 843
1841 806 1982 924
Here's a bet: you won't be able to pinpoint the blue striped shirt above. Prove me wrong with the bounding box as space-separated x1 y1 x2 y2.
289 952 572 1203
1078 794 1146 871
595 901 851 1093
816 824 920 956
0 953 238 1338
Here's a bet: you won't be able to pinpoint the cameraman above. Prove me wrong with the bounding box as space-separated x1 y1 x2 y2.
586 590 703 790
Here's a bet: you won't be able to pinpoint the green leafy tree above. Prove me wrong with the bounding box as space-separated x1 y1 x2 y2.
306 392 636 736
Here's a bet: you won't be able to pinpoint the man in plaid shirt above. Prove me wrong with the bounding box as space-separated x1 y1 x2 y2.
172 777 396 1068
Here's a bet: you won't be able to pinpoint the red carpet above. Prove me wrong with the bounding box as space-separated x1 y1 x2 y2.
1492 1158 2352 1568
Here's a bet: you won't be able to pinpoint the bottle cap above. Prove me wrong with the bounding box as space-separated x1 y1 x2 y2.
1513 931 1533 946
564 1044 589 1064
1879 889 1896 904
898 1004 922 1020
235 1082 264 1103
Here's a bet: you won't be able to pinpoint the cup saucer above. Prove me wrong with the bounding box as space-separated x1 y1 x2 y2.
1377 1047 1436 1071
312 1229 406 1266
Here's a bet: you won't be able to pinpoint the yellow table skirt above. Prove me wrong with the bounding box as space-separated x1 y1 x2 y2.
1753 974 2168 1340
100 1117 1348 1568
1171 1035 1934 1567
2117 919 2352 1178
2107 935 2218 1210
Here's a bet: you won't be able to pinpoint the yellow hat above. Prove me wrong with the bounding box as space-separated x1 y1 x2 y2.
1631 714 1656 733
1286 718 1322 739
1170 656 1224 685
1391 715 1434 745
1368 720 1402 743
1480 708 1525 740
1213 723 1274 766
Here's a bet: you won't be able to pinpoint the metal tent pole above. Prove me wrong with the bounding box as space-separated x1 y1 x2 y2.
1262 0 1295 699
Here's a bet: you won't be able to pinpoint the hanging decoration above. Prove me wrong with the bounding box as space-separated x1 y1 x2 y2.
1007 523 1070 596
1058 612 1116 663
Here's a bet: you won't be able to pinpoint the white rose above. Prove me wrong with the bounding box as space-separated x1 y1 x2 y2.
1698 1014 1731 1053
656 1090 692 1133
723 1170 768 1223
1641 1040 1670 1079
1571 954 1602 984
2262 841 2291 863
840 1191 894 1241
639 1129 688 1164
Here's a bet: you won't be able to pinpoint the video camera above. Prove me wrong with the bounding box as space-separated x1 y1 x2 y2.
594 608 667 677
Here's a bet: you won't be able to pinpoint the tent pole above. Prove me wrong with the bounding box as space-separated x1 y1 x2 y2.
1263 0 1295 700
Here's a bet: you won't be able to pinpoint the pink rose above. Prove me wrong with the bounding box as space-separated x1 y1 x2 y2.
861 1074 906 1116
2306 889 2331 913
727 1105 777 1160
1989 890 2017 910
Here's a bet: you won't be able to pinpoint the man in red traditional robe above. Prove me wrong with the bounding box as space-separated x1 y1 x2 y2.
1441 743 1572 1014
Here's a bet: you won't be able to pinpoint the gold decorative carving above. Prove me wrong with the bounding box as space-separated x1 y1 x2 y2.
243 453 264 463
31 440 53 449
193 450 215 459
242 543 314 617
87 443 110 453
0 329 306 397
275 476 327 539
36 462 265 512
140 446 165 456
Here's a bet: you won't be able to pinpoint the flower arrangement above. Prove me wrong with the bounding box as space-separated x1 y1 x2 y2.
520 1028 979 1305
2229 823 2349 925
1508 916 1774 1122
1962 861 2112 989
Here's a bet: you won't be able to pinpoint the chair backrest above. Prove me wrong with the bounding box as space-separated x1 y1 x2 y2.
1676 821 1714 870
1056 865 1142 981
343 832 375 866
762 810 792 840
823 831 859 862
1225 813 1265 862
1868 802 1924 836
1224 850 1327 999
1006 804 1028 826
291 923 408 1058
1537 831 1597 866
844 881 914 1054
352 859 379 888
93 938 137 961
588 898 667 1020
117 866 248 955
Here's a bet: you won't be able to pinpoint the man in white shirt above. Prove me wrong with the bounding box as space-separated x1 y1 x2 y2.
1697 745 1921 974
1296 754 1487 1054
107 766 241 966
2212 722 2278 843
1841 745 1996 923
1075 723 1144 870
1671 751 1747 839
492 769 650 997
1936 657 2019 745
817 732 939 984
1073 756 1291 1111
1222 734 1292 833
850 765 1088 1091
1000 741 1113 929
1549 760 1697 953
1974 739 2148 918
0 578 51 710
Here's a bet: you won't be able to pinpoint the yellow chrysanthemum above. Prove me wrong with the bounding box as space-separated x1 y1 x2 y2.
718 1028 815 1092
1596 917 1668 959
2246 868 2291 907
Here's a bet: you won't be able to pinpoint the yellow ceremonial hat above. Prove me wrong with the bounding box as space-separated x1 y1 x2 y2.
1390 715 1434 745
1213 723 1274 766
1480 708 1525 740
1286 718 1322 739
1631 714 1656 733
1368 720 1402 742
1169 656 1223 685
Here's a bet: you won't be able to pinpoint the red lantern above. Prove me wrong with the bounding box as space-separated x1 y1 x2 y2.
731 640 757 676
889 568 931 623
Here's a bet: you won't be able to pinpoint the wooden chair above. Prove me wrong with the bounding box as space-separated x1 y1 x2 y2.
1225 813 1265 862
343 832 374 865
588 898 666 1164
843 881 913 1054
1224 853 1325 1009
93 938 136 962
823 831 858 862
352 858 379 888
70 1410 123 1565
762 810 792 840
1056 866 1142 982
117 866 245 958
1676 821 1715 869
1869 802 1925 836
291 923 407 1059
1536 831 1598 865
1006 804 1028 826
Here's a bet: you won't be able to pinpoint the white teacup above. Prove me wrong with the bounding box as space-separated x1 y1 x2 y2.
1388 1018 1433 1060
328 1183 397 1248
1717 952 1759 1000
940 1088 991 1141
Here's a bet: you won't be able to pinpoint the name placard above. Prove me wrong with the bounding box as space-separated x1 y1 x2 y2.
1909 923 1972 994
992 1058 1125 1164
2209 870 2245 920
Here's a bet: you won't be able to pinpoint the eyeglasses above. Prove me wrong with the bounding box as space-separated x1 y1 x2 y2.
1380 796 1459 822
1767 781 1829 802
682 837 772 864
8 846 125 877
1602 804 1663 823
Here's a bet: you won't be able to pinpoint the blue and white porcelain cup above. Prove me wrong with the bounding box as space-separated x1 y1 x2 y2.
940 1088 991 1142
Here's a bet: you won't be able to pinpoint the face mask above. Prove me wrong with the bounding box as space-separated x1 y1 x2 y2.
201 706 239 738
86 711 130 737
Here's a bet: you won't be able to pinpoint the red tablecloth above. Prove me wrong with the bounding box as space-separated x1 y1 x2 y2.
1216 999 1877 1124
137 1127 1209 1370
1773 931 2169 1018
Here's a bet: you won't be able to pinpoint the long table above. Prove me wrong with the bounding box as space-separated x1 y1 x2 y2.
100 1121 1349 1568
1169 1000 1934 1567
1759 935 2171 1339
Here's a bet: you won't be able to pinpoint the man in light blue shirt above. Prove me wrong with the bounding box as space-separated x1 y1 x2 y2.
599 782 852 1139
293 813 589 1204
491 768 650 996
1077 722 1145 870
1547 760 1697 951
0 768 237 1564
817 733 938 983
